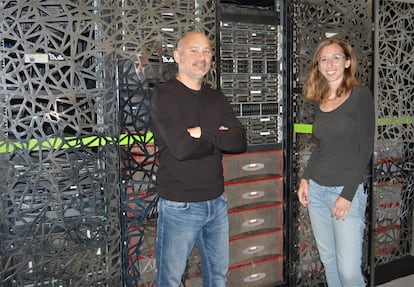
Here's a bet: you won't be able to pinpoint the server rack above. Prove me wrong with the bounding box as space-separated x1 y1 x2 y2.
216 1 288 286
217 2 283 150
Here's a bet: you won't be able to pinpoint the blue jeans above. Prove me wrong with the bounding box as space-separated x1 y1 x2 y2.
307 180 367 287
155 194 229 287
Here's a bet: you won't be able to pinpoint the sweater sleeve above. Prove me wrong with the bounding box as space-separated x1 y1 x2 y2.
301 105 319 181
340 87 375 201
150 85 215 161
301 139 319 181
201 94 247 154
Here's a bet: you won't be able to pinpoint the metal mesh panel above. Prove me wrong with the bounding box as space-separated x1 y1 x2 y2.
0 0 217 285
0 1 121 286
116 1 217 286
291 0 373 286
293 0 414 285
374 0 414 266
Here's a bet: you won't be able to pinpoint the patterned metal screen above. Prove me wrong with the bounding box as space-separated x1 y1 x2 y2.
1 0 413 286
115 0 216 286
0 1 120 286
291 0 414 286
373 0 414 267
0 0 217 286
290 0 373 285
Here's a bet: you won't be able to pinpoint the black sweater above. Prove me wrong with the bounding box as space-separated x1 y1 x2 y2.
302 86 375 201
150 79 247 202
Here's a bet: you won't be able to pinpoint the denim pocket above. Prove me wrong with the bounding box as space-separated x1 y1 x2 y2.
162 199 189 210
350 184 368 218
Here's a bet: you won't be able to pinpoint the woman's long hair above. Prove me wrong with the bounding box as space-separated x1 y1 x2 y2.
302 37 358 103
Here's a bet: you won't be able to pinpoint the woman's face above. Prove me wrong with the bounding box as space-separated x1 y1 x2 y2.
317 43 350 86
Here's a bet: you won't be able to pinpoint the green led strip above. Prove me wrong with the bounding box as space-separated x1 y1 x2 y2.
0 132 154 154
1 116 412 153
293 123 313 134
294 117 414 134
377 116 414 126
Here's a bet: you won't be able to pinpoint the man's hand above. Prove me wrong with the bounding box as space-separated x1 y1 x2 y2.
187 125 229 138
187 126 201 138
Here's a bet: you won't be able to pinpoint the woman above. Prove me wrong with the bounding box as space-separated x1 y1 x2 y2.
297 37 375 287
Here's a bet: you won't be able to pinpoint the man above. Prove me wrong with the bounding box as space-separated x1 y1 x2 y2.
150 31 247 287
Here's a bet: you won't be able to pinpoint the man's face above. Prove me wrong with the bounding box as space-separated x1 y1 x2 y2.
174 32 212 80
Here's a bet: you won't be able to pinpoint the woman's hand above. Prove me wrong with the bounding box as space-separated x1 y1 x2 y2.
332 197 351 220
297 179 311 207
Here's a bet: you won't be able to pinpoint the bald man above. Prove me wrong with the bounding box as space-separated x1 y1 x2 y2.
150 31 247 287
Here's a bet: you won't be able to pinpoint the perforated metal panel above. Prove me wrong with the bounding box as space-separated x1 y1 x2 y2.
292 0 414 286
0 1 216 286
0 1 121 286
290 0 373 286
116 1 217 286
1 0 412 286
373 0 414 267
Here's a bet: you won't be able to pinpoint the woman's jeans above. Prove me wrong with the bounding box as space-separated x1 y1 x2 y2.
155 194 229 287
307 180 367 287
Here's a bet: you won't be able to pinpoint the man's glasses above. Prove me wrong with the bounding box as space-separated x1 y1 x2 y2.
318 54 347 66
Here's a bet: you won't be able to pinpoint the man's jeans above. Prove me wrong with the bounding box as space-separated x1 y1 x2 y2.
155 194 229 287
307 180 367 287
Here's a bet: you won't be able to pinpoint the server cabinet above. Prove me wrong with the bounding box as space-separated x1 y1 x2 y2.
217 1 287 286
218 2 283 150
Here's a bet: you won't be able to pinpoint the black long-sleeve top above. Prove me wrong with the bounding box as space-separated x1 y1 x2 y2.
150 78 247 202
301 86 375 201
